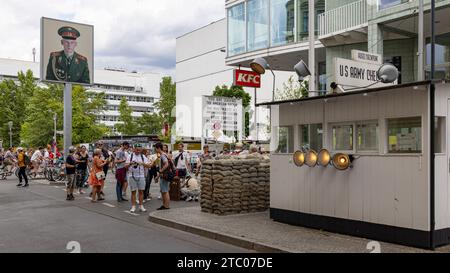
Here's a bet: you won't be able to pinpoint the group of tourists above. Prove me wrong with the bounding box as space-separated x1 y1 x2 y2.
1 140 264 214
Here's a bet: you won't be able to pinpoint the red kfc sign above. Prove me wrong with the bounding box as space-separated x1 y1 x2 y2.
234 69 261 88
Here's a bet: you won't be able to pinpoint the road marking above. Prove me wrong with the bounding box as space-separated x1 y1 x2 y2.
124 211 139 216
102 203 116 208
85 197 91 200
53 186 61 189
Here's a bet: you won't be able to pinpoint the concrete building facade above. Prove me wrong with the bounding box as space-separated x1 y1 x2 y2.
176 19 298 141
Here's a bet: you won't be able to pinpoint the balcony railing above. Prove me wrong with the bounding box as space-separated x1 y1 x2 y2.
318 0 368 38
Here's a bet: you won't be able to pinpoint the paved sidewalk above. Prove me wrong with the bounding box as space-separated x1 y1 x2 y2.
149 206 450 253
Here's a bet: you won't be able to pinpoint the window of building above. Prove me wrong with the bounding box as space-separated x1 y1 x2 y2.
276 126 294 153
426 32 450 80
228 3 246 56
435 117 446 154
332 123 353 151
299 124 323 151
387 117 422 154
357 121 379 152
378 0 409 10
247 0 269 51
298 0 324 41
270 0 295 46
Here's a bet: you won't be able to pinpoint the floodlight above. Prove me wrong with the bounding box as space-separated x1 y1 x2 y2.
318 149 331 167
294 60 311 82
293 151 305 167
305 150 318 167
332 153 351 171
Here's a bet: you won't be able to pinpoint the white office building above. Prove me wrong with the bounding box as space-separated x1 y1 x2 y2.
176 19 297 141
0 58 161 135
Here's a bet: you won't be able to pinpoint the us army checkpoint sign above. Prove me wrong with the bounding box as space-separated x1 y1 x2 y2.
40 17 94 86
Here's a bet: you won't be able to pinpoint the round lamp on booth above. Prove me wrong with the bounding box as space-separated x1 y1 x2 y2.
332 153 351 171
293 151 306 167
305 150 318 167
377 63 399 84
318 149 331 167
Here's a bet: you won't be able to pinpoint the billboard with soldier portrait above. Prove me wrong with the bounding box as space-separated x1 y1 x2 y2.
40 17 94 85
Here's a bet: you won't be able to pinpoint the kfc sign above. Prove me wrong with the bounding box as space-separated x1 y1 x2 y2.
234 69 261 88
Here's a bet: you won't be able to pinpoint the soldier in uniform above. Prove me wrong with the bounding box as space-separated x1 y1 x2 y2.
46 26 90 84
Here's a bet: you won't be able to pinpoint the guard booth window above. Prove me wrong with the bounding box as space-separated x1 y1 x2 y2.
387 117 422 154
276 126 294 154
299 124 323 151
357 121 379 152
332 124 353 151
435 117 446 154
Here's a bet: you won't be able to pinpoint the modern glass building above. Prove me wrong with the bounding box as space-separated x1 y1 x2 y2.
226 0 450 91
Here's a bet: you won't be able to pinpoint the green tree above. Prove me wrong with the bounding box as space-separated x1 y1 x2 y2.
0 70 35 147
137 112 163 135
116 97 139 136
20 84 109 147
155 77 176 125
212 85 252 138
275 76 309 101
72 86 110 144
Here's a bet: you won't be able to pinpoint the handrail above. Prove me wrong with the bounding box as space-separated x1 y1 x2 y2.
318 0 368 37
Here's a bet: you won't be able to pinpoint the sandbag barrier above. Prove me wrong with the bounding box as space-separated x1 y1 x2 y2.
200 154 270 216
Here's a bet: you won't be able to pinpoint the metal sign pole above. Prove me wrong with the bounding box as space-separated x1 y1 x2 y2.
64 83 72 159
255 87 258 142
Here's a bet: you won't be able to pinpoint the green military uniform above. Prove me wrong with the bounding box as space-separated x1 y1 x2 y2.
46 26 90 84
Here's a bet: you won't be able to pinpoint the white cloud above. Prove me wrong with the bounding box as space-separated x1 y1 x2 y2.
0 0 225 77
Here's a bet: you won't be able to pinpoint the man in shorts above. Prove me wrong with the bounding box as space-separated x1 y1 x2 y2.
125 143 152 213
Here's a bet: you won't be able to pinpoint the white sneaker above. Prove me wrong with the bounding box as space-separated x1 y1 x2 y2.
130 206 136 213
157 195 161 200
139 205 147 212
186 196 193 202
122 192 127 196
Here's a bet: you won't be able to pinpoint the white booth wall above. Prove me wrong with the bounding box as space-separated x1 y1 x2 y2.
270 85 436 232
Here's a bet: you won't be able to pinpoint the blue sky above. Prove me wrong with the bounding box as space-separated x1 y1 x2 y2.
0 0 225 77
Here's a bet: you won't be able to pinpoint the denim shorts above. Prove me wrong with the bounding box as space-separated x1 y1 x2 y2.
159 178 170 193
128 176 146 192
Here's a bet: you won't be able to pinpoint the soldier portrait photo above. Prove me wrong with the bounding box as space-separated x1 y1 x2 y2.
41 18 93 85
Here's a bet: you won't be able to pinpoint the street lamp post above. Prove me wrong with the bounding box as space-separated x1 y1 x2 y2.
53 113 57 154
8 121 13 148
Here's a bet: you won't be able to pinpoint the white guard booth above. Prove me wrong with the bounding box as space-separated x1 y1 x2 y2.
259 81 450 249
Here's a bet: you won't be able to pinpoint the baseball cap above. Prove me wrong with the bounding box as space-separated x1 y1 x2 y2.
133 143 143 148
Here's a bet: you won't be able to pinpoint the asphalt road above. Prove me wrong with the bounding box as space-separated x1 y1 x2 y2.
0 174 251 253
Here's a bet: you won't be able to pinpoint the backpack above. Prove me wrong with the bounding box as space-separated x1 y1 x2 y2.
161 154 176 182
24 154 31 166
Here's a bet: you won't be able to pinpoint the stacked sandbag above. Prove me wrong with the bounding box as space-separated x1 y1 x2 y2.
258 158 271 209
199 154 271 216
199 159 214 213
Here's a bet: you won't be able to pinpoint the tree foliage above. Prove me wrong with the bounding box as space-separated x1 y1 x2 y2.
138 113 163 135
212 85 252 138
116 97 139 136
155 76 176 126
0 71 35 147
275 76 309 101
20 83 109 148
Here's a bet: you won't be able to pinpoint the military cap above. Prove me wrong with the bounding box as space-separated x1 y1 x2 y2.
58 26 80 40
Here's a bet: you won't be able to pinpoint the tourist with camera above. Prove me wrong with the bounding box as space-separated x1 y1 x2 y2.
125 143 152 213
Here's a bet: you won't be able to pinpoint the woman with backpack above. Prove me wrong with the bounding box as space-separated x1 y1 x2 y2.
155 142 175 210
